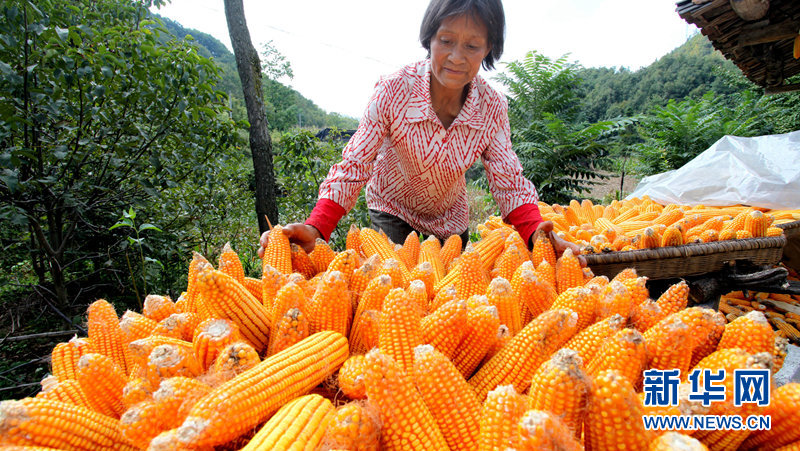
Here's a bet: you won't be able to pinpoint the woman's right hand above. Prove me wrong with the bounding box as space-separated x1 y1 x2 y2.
257 223 323 258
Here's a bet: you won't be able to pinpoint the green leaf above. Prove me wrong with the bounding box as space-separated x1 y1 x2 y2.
138 223 162 233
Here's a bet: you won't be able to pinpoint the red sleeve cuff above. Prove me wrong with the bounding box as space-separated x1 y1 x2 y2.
305 198 346 241
505 203 543 250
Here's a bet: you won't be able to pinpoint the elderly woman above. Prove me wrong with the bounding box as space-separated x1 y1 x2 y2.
260 0 580 262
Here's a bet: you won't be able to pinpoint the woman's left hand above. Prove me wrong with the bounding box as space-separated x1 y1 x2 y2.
535 220 587 267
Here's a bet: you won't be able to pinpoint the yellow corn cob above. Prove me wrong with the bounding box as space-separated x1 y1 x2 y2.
638 227 661 249
585 369 654 450
379 258 410 289
263 225 292 275
716 310 774 354
736 229 754 239
528 348 589 439
674 307 726 368
261 263 285 310
452 301 501 378
196 263 271 351
338 355 368 400
406 279 429 316
346 223 362 255
119 399 164 448
420 236 446 285
218 242 245 284
429 284 458 313
661 224 684 247
191 318 240 371
363 348 449 450
512 265 557 320
477 384 529 451
563 206 583 227
744 210 769 237
440 234 463 269
630 299 667 332
773 334 789 374
141 294 177 323
482 325 511 364
87 299 130 375
586 328 647 387
242 276 264 303
563 313 626 364
128 335 192 369
152 312 201 342
0 398 136 450
241 394 335 451
455 244 489 299
516 409 584 451
360 228 412 278
492 243 528 282
655 280 689 316
152 377 212 431
308 238 336 274
350 274 392 352
210 341 261 383
594 280 635 322
531 231 557 267
486 277 522 335
378 288 422 375
352 309 381 355
534 258 556 288
555 248 583 294
321 401 381 451
413 344 482 451
119 310 158 345
421 298 467 360
396 231 420 270
50 336 90 382
308 270 351 337
35 379 92 411
434 228 510 294
328 249 359 287
469 309 578 400
269 281 307 336
619 275 649 308
740 382 800 450
269 307 310 356
181 253 209 316
349 256 378 301
121 376 152 409
653 209 685 227
551 286 597 331
176 331 348 448
643 316 693 378
76 353 127 418
611 207 640 224
649 432 708 450
146 343 202 388
767 226 784 237
290 243 316 279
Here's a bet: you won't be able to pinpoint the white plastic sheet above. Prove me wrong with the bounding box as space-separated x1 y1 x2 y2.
628 130 800 210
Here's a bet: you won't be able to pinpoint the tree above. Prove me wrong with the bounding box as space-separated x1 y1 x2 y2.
0 0 240 308
223 0 278 233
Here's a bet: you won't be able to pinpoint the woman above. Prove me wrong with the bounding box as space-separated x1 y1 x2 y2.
260 0 581 263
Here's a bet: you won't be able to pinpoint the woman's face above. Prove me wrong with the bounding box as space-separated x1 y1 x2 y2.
429 13 491 95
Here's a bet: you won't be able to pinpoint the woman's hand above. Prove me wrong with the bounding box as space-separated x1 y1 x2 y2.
535 220 587 268
257 223 322 258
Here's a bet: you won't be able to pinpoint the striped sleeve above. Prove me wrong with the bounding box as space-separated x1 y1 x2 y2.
317 80 390 212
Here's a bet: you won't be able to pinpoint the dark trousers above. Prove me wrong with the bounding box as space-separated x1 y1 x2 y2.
368 209 469 250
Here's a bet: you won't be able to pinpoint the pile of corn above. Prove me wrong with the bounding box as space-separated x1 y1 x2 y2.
525 196 800 254
719 266 800 345
1 222 799 450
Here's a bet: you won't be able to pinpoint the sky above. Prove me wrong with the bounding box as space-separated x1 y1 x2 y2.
151 0 698 119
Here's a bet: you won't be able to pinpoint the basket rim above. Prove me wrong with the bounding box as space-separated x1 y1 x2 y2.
584 235 787 266
776 219 800 231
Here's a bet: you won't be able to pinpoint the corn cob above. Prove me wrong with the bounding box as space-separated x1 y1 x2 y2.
210 341 261 383
351 274 391 344
196 263 271 351
321 401 381 451
35 379 92 411
261 263 285 310
338 355 368 400
328 249 359 287
674 307 726 368
352 309 381 356
744 210 769 237
469 309 578 400
551 286 597 331
406 279 429 316
50 336 90 382
346 223 362 255
655 280 689 316
563 314 626 365
350 256 378 301
121 376 152 409
716 311 774 355
129 335 193 371
152 376 212 431
436 228 510 294
587 328 647 387
268 307 309 356
618 275 649 308
146 343 202 387
452 302 501 378
516 409 584 451
363 348 449 450
192 318 241 371
241 394 335 451
630 299 666 332
492 243 528 282
420 236 446 285
740 382 800 450
440 234 463 269
217 242 245 284
395 231 420 270
767 226 784 237
141 295 177 323
119 310 159 346
181 253 209 316
240 276 263 304
486 277 522 335
482 325 511 364
413 345 482 451
643 316 693 378
269 281 307 334
290 243 316 279
378 287 422 375
360 228 412 278
0 398 136 450
421 298 467 360
555 248 584 294
263 225 293 275
147 429 215 451
660 224 684 247
76 352 129 419
528 348 588 439
649 432 708 450
308 270 352 337
176 331 348 448
584 369 654 450
119 400 163 449
152 312 200 342
87 299 131 375
512 265 557 319
530 230 557 268
455 244 489 299
477 384 529 451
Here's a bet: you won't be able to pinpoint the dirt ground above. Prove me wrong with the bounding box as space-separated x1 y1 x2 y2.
585 172 641 202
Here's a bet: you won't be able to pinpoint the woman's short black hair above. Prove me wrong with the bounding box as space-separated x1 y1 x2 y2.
419 0 505 70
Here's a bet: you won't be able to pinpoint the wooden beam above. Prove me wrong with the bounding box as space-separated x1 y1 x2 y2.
765 83 800 94
739 21 800 46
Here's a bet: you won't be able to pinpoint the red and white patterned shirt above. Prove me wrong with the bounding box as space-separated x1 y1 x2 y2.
307 60 542 245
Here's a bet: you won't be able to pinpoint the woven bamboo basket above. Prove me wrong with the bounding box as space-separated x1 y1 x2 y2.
584 236 787 280
776 219 800 239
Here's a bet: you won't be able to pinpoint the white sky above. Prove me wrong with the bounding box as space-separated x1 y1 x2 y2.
151 0 698 119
